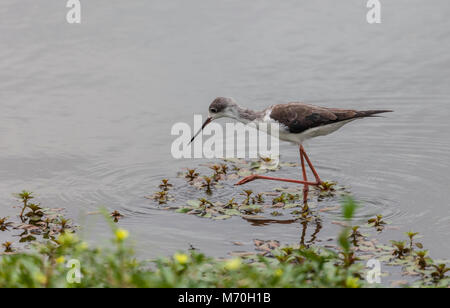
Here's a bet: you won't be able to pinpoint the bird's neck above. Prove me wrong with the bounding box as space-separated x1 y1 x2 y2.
235 106 259 123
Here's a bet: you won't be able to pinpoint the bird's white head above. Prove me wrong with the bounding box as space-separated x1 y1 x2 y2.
208 97 239 120
189 97 239 144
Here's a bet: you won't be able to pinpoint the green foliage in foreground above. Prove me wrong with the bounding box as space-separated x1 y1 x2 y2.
0 229 364 288
1 195 448 288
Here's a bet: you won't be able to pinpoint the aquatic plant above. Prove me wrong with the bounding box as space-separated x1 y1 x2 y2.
415 250 429 270
198 198 213 208
209 164 222 175
368 215 386 231
2 242 13 253
159 179 173 191
201 176 214 193
2 186 449 288
272 193 287 204
405 231 422 253
58 218 71 234
0 217 13 232
7 192 75 244
254 193 264 204
337 197 359 267
153 191 169 204
0 225 365 288
185 169 199 181
220 164 228 175
110 211 123 223
391 241 410 259
24 203 44 225
318 181 336 192
241 190 253 205
349 226 363 246
430 264 450 281
224 198 238 209
14 190 34 221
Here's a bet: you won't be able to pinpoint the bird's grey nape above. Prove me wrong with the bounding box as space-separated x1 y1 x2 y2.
236 105 262 121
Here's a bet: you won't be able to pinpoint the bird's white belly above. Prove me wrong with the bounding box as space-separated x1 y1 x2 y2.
261 119 356 145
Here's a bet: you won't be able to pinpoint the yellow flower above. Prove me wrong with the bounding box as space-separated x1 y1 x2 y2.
345 277 360 288
174 253 189 264
274 268 283 277
115 229 129 241
57 232 76 246
55 256 65 264
79 241 89 250
225 258 242 271
35 273 47 285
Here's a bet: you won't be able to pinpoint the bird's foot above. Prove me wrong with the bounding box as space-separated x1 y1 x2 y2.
235 175 259 185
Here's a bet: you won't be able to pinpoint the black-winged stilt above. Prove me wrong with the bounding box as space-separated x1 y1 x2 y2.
191 97 392 196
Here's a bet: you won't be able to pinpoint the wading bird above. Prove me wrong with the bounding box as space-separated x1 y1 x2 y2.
191 97 391 198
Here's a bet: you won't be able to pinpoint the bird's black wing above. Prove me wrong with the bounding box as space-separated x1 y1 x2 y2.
269 103 388 134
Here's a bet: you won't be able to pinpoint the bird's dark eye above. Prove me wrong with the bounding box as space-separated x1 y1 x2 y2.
210 108 217 113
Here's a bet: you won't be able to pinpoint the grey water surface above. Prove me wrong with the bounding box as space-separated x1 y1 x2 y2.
0 0 449 258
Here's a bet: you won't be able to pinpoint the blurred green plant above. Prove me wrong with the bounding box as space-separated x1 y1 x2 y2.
0 228 366 288
0 191 448 288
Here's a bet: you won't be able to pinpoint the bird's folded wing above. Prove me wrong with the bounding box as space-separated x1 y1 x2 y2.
269 103 359 134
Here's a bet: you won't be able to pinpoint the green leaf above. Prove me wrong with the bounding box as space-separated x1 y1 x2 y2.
341 196 358 220
224 209 241 216
175 208 191 214
186 200 201 208
338 229 351 252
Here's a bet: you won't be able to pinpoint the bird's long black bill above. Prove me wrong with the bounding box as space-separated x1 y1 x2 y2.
189 117 213 144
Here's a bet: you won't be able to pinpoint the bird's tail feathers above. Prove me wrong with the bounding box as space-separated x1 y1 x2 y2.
357 110 393 118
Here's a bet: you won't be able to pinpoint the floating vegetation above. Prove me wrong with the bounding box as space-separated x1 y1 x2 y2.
185 169 199 181
153 160 350 225
272 194 287 205
2 242 13 253
349 226 363 246
0 191 75 250
201 176 214 194
159 179 173 191
209 164 226 182
139 158 450 287
249 155 280 171
220 164 228 175
391 241 410 259
224 198 238 209
150 190 172 204
14 190 34 221
241 190 253 205
318 181 336 192
431 264 450 281
415 250 430 270
253 239 280 255
368 214 386 231
110 211 123 223
405 231 423 251
337 198 359 268
0 184 448 288
254 193 264 204
0 217 13 232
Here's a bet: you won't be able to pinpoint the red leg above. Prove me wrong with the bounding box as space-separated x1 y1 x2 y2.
235 174 320 186
300 145 323 185
235 145 324 187
299 146 309 202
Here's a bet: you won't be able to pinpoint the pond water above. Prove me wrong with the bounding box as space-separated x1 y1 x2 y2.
1 0 449 260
